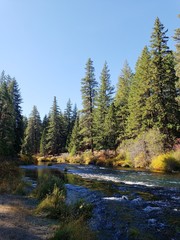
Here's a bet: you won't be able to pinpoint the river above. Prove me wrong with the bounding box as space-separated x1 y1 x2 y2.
21 163 180 240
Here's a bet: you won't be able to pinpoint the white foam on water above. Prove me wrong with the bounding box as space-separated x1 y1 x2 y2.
75 173 155 187
103 196 128 201
121 181 155 187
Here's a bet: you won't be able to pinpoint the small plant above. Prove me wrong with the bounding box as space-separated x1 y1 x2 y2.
36 184 68 219
0 161 23 194
32 174 65 200
69 199 93 220
51 217 97 240
128 227 140 239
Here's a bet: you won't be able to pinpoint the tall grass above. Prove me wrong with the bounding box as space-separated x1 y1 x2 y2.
51 217 97 240
0 161 25 194
32 173 65 200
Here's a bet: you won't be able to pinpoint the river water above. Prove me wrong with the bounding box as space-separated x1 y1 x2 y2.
21 163 180 240
22 163 180 189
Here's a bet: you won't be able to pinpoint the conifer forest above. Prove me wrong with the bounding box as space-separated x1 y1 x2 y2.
0 17 180 169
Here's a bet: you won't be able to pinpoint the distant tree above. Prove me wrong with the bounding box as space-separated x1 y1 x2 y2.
104 103 118 150
22 106 41 155
46 97 64 155
114 61 133 142
71 104 78 127
0 70 6 83
64 99 74 148
40 115 49 156
94 61 114 149
68 115 81 155
80 58 97 152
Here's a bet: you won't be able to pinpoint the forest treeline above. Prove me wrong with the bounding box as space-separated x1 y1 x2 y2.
0 18 180 163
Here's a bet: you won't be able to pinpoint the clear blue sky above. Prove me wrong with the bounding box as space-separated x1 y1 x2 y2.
0 0 179 118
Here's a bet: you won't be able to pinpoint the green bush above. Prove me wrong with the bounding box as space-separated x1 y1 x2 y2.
118 128 165 168
0 161 23 194
32 174 65 200
69 199 93 220
51 217 97 240
36 184 68 219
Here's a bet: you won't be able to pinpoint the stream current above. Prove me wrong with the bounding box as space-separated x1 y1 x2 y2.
21 163 180 240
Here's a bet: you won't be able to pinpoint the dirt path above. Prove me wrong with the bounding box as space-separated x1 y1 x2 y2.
0 194 57 240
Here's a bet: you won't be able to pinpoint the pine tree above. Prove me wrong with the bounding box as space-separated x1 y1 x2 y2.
72 104 78 125
8 78 23 154
40 115 49 156
104 103 118 150
94 61 114 149
174 14 180 106
150 18 179 143
46 97 64 155
0 81 15 156
114 61 133 142
68 115 81 155
126 46 152 138
22 106 41 155
81 58 97 152
64 99 73 148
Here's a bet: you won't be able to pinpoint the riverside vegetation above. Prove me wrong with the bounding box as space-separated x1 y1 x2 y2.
0 17 179 171
0 162 96 240
0 15 180 239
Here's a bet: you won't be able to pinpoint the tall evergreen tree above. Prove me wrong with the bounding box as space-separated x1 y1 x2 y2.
150 18 179 142
104 103 118 150
40 115 49 156
94 61 114 149
114 61 133 142
64 99 73 148
174 14 180 106
22 106 41 155
68 115 81 155
8 78 23 154
0 81 15 156
81 58 97 152
46 97 64 155
126 46 152 138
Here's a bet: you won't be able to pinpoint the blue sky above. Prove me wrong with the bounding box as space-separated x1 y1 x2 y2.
0 0 179 118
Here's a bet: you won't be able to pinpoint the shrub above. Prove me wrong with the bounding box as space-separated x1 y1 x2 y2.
82 151 96 165
150 152 180 172
0 161 23 194
51 217 97 240
118 128 165 169
69 199 93 220
36 184 68 219
134 152 149 168
19 154 37 164
32 174 65 200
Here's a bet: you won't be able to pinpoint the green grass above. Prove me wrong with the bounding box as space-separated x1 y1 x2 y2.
51 217 97 240
0 161 25 194
32 173 65 200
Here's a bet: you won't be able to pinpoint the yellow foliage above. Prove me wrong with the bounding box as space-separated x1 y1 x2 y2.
150 151 180 172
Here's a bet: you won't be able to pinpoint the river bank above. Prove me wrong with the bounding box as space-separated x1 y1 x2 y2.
22 163 180 240
0 194 57 240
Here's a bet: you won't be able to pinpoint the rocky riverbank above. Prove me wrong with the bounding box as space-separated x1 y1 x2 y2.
65 181 180 240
